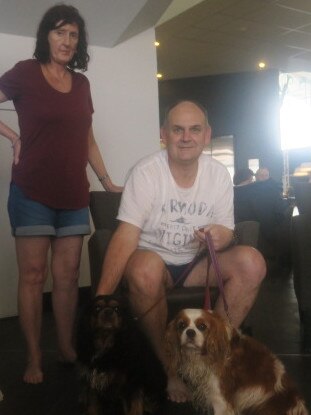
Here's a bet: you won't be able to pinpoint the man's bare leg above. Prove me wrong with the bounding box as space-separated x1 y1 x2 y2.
214 246 266 327
185 245 266 327
125 250 190 402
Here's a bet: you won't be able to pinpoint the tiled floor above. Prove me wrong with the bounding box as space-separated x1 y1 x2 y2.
0 271 310 415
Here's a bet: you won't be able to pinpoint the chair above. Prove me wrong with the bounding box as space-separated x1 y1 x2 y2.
291 184 311 352
88 191 260 319
293 182 311 215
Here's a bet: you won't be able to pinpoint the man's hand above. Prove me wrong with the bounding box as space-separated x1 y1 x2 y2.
194 224 234 251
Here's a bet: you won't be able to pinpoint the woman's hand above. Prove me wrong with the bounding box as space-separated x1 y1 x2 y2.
194 224 234 251
99 174 123 192
105 182 123 193
11 137 21 165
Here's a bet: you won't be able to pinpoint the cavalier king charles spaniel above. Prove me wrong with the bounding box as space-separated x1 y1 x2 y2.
165 308 309 415
76 295 166 415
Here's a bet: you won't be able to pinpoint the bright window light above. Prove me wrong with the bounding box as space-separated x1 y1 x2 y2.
280 96 311 150
248 159 259 173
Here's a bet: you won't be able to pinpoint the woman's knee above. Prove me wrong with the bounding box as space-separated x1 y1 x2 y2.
19 262 47 286
51 252 81 284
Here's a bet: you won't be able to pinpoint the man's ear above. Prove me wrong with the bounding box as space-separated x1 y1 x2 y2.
160 127 167 146
204 125 212 146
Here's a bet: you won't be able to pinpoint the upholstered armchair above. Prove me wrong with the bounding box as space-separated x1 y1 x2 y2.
88 191 260 319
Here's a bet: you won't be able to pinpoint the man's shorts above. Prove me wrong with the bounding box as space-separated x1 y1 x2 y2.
166 263 192 287
8 183 91 237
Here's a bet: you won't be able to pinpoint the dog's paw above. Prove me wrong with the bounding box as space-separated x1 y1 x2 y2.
167 376 191 403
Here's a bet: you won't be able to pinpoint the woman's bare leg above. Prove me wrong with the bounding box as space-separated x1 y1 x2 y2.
51 236 83 362
16 236 50 384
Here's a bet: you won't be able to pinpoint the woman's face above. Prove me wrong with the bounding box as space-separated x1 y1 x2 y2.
47 21 79 66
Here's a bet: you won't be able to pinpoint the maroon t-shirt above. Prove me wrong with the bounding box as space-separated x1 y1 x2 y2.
0 59 93 209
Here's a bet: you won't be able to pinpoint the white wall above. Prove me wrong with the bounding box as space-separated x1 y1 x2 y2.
0 29 160 317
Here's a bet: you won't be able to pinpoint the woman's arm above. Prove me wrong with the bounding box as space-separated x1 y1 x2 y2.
0 89 21 165
87 126 123 192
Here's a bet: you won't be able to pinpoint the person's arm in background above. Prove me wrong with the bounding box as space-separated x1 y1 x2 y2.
0 90 21 165
87 126 123 192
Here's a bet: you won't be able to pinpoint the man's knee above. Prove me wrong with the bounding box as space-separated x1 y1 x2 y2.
235 246 266 286
125 250 167 294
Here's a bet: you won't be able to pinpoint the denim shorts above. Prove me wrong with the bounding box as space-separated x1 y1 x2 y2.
8 183 91 237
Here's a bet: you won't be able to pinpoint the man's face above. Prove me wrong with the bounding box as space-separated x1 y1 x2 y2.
256 168 269 181
161 102 211 166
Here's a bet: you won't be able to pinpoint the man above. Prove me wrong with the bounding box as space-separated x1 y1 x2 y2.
255 167 270 182
96 100 266 402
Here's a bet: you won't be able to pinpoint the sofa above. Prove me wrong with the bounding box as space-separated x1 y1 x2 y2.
88 191 260 319
291 183 311 353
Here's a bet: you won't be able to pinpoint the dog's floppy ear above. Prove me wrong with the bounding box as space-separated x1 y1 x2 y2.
165 317 183 375
202 311 231 362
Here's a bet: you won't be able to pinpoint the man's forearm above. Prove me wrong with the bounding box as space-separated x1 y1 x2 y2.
96 222 140 295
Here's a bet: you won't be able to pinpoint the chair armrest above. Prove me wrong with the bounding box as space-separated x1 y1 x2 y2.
235 221 259 248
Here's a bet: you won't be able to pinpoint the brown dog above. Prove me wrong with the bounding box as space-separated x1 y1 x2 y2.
165 308 309 415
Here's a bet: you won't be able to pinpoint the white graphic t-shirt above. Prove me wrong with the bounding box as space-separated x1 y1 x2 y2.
118 150 234 265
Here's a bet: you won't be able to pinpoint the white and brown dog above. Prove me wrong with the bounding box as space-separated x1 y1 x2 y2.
165 308 309 415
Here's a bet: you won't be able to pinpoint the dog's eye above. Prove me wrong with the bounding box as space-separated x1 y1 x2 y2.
197 323 207 331
113 306 120 314
94 305 103 314
177 321 186 330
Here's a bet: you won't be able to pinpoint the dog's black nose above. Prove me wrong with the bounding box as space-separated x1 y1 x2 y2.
186 329 196 339
103 307 114 317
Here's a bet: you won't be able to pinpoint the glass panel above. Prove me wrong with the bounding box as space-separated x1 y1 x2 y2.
204 135 234 179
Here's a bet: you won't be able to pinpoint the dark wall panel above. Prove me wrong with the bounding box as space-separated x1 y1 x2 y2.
158 70 283 181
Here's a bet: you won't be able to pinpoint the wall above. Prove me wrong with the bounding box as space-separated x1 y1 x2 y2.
158 70 283 181
0 29 160 317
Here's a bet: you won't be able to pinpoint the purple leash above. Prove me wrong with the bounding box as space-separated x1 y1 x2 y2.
204 231 229 320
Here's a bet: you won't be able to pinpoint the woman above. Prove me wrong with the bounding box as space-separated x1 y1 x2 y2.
0 4 122 384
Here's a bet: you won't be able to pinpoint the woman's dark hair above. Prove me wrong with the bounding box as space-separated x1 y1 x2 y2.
233 168 254 186
33 4 89 71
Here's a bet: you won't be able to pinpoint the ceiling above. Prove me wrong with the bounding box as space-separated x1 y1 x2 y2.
2 0 311 81
0 0 173 47
155 0 311 79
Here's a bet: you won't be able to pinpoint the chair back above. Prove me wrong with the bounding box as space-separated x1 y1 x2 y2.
89 191 122 230
294 183 311 215
234 221 259 248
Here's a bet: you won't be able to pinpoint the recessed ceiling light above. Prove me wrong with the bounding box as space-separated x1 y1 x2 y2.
258 61 266 69
156 73 163 79
154 41 160 47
